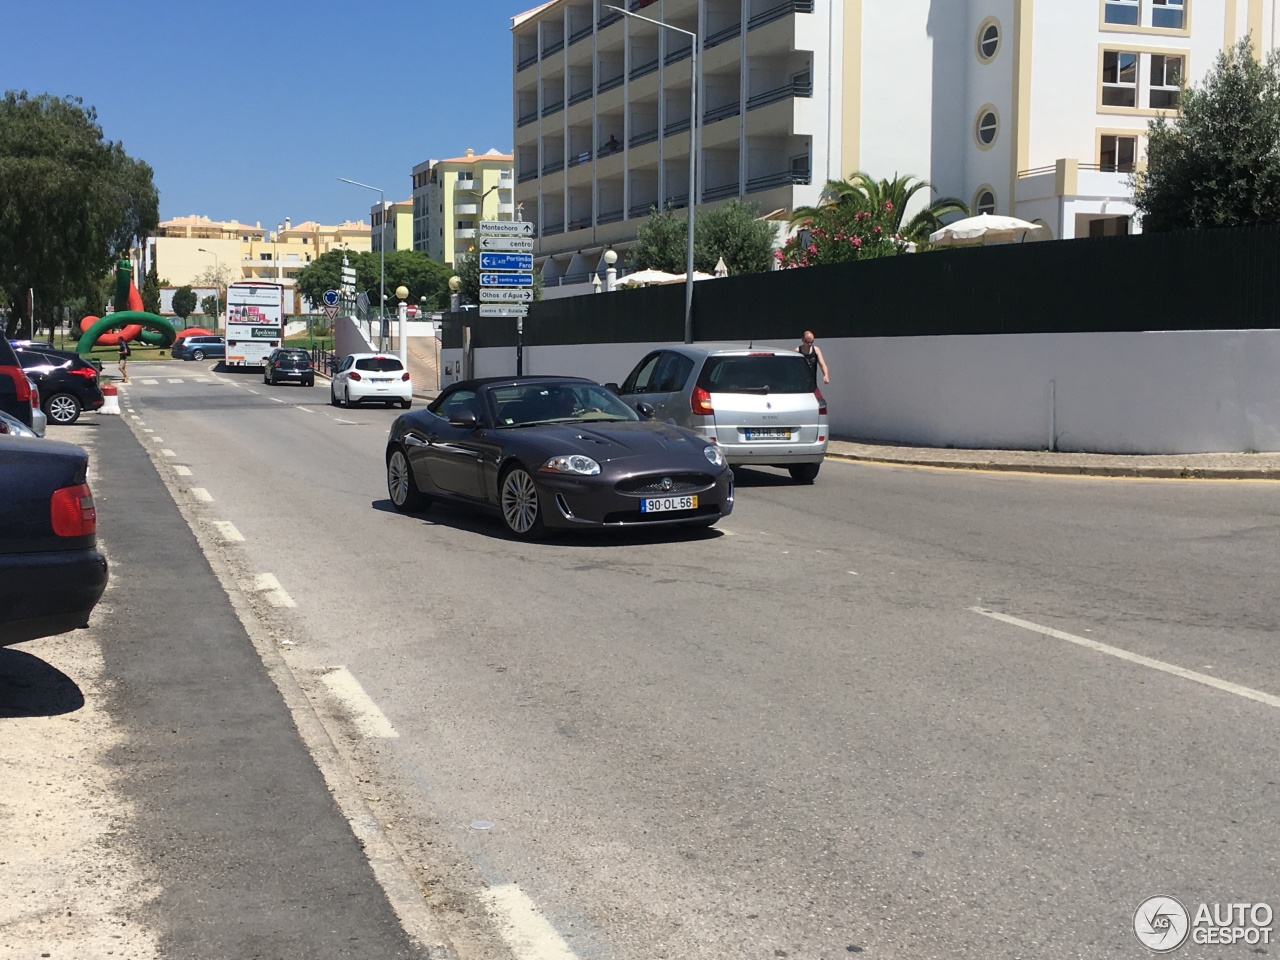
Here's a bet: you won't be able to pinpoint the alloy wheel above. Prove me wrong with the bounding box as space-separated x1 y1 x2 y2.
501 468 540 535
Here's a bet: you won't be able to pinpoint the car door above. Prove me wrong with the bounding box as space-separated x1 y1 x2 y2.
618 352 662 408
405 389 485 499
333 355 353 395
646 351 695 424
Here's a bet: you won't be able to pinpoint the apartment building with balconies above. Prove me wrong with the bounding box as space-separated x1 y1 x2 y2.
370 200 415 254
411 148 516 267
513 0 1274 286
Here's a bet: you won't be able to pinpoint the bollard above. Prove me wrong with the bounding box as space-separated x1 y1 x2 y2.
98 383 121 416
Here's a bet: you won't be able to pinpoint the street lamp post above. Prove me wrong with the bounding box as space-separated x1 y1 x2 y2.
196 247 220 328
605 5 697 343
395 284 409 370
338 176 386 349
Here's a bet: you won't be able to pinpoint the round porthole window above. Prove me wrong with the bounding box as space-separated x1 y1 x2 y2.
975 107 999 149
975 188 997 215
977 19 1001 62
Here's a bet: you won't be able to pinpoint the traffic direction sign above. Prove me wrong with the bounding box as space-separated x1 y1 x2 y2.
479 252 534 272
479 236 534 253
322 289 339 307
480 273 533 287
479 220 534 237
480 288 534 303
479 304 530 318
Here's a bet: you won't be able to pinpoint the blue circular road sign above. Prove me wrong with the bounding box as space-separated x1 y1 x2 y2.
322 289 340 307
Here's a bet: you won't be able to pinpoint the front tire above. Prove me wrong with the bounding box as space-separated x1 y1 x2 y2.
329 384 339 407
788 463 821 484
499 465 545 540
387 447 430 512
45 392 82 425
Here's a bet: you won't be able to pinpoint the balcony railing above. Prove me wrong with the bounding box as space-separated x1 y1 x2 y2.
569 23 593 44
543 221 565 236
542 158 565 174
542 39 565 57
567 216 592 232
705 22 741 48
517 169 539 183
630 57 660 80
748 0 815 30
629 201 658 218
517 52 538 71
746 75 813 111
665 117 691 136
703 182 740 202
569 87 593 105
704 101 741 124
629 128 660 147
598 9 622 28
745 169 811 193
665 44 692 65
568 149 594 167
518 110 539 127
598 73 625 93
542 99 565 118
598 209 625 224
598 140 624 158
663 193 689 210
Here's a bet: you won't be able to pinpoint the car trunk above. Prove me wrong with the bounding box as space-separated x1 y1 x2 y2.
711 392 821 444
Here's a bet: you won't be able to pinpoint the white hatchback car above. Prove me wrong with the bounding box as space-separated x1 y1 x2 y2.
330 353 413 409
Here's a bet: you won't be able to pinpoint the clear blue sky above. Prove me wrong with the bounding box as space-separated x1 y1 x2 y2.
4 0 536 230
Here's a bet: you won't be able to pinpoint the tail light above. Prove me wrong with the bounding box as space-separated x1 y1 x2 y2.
274 361 283 368
69 366 97 380
51 483 97 537
691 385 714 416
815 388 827 416
29 380 39 411
349 371 363 381
0 366 32 404
400 372 411 382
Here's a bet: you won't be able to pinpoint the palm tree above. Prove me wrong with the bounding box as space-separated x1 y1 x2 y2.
789 171 969 244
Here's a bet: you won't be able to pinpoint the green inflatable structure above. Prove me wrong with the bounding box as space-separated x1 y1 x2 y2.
75 260 177 353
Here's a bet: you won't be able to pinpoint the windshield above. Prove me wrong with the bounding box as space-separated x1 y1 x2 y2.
490 383 641 426
697 354 815 394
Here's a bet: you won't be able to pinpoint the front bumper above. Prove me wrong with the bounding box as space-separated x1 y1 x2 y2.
534 468 734 529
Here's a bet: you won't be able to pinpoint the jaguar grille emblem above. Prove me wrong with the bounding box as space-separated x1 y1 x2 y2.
660 477 674 492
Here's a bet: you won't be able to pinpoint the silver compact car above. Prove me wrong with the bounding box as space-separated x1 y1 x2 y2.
615 344 828 483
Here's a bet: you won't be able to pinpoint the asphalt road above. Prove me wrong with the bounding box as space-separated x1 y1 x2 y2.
94 361 1280 959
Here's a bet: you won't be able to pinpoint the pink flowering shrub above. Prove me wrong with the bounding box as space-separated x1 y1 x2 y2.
776 201 909 268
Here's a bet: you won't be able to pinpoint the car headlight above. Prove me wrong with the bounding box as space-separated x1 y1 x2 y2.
703 444 725 467
541 454 601 476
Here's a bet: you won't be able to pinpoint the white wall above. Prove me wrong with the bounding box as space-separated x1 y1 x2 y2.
443 330 1280 454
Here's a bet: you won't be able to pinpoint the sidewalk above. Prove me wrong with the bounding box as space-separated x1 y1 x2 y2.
827 439 1280 480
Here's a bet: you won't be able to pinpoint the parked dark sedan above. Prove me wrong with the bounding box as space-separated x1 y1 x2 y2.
0 336 39 430
263 347 315 386
0 435 109 646
385 377 734 539
16 348 105 425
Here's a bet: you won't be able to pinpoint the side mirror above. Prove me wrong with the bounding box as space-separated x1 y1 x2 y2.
604 382 620 393
635 401 656 419
449 410 479 429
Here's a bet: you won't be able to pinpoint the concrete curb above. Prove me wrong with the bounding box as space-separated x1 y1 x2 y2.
825 451 1280 480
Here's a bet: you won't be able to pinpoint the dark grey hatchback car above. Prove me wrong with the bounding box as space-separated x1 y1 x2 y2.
263 348 315 386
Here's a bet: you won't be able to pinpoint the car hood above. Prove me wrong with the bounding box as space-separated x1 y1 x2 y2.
511 420 712 464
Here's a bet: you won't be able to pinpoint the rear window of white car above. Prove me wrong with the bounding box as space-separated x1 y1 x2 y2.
697 354 814 394
354 357 404 372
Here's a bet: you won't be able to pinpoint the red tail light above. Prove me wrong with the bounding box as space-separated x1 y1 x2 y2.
691 385 714 416
815 388 827 416
69 366 97 379
400 372 411 382
51 483 97 537
349 371 363 381
274 361 283 368
29 381 39 411
0 366 32 404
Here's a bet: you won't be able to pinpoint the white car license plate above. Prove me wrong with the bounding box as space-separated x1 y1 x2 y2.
372 377 391 383
640 495 697 513
745 427 792 440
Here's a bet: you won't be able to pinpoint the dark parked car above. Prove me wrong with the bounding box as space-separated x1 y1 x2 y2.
385 376 734 539
16 348 105 426
172 335 226 361
263 347 315 386
0 336 39 431
0 435 109 646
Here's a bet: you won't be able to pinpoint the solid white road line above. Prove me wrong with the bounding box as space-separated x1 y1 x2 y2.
251 573 297 608
480 883 581 960
971 607 1280 710
211 520 243 541
174 465 192 476
319 668 398 739
191 488 213 502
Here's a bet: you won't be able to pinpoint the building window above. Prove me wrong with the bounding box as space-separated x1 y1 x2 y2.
974 107 999 148
259 253 271 261
974 187 997 215
976 19 1001 62
1099 134 1138 171
1104 0 1140 24
1150 54 1183 108
1152 0 1185 28
1102 51 1138 107
457 220 475 230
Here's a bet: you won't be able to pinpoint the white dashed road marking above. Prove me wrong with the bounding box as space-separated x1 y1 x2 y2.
271 397 285 403
161 449 176 458
191 488 213 502
480 883 581 960
319 668 398 739
251 573 296 608
971 607 1280 710
297 406 315 414
211 520 243 541
174 465 192 476
141 378 159 385
247 389 260 395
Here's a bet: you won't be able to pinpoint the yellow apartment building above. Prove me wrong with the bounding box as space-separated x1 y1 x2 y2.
370 200 415 253
411 148 515 266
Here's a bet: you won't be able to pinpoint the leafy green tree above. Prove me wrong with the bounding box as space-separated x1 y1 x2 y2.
632 205 700 274
0 91 158 337
790 171 969 245
631 199 782 276
200 295 219 319
141 262 162 315
172 285 197 319
1135 37 1280 231
292 248 351 308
